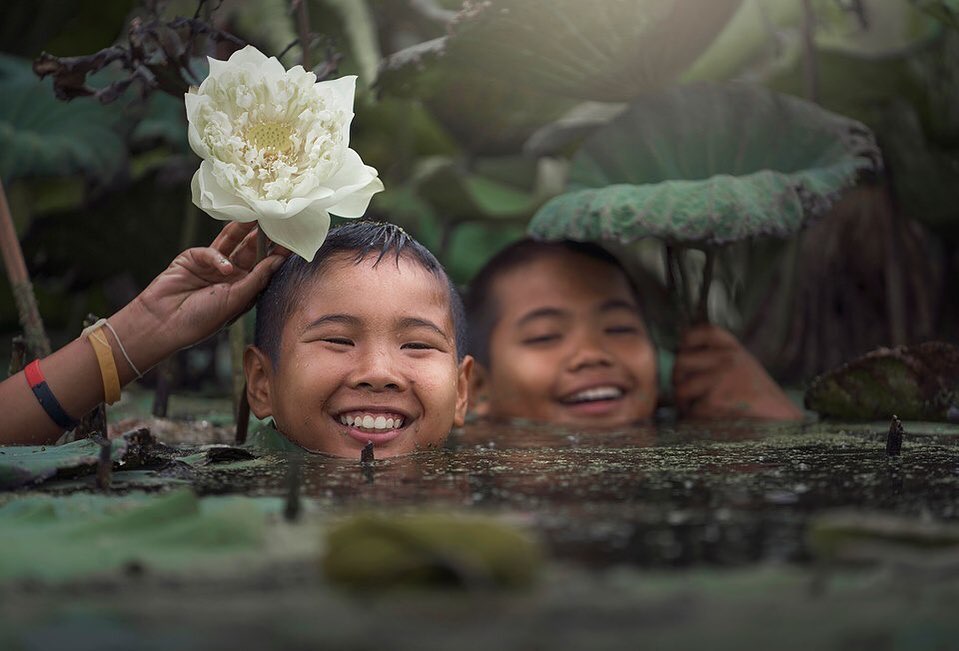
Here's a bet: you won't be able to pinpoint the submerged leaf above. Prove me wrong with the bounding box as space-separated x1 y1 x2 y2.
804 342 959 421
529 83 881 245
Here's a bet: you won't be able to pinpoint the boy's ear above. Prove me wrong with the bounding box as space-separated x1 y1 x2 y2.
467 360 491 418
453 355 474 427
243 346 274 419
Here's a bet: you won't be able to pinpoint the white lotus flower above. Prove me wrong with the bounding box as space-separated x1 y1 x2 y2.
186 45 383 261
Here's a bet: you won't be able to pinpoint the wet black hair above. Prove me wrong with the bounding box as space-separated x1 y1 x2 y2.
254 221 467 364
463 238 644 368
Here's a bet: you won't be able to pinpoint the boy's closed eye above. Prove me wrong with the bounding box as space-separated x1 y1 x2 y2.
521 332 563 345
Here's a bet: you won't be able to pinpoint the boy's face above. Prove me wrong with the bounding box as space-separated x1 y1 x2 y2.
246 253 472 458
473 250 657 427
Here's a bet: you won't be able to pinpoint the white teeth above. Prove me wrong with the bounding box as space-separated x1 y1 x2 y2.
338 413 405 430
567 386 624 403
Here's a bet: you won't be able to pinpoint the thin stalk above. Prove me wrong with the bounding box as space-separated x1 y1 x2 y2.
800 0 819 103
675 247 692 326
696 249 715 324
0 179 51 358
296 0 312 71
234 230 268 442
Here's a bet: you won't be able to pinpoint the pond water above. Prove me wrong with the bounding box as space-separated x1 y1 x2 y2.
4 416 959 649
192 418 959 567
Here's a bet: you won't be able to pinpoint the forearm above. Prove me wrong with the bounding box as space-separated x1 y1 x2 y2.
0 298 178 445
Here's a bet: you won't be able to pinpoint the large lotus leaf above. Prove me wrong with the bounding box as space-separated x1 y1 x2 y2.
442 0 742 102
0 490 293 583
528 83 881 246
0 54 128 183
804 342 959 421
684 0 941 83
376 38 572 156
412 156 558 224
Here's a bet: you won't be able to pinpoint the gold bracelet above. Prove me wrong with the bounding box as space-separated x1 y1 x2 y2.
86 325 121 405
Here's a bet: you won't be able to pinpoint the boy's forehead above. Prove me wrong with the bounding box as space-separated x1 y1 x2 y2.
291 252 455 329
492 249 635 307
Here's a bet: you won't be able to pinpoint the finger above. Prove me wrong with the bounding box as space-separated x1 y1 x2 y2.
211 221 258 255
673 348 730 383
230 227 261 271
224 253 287 314
673 371 716 411
187 246 235 276
678 324 739 352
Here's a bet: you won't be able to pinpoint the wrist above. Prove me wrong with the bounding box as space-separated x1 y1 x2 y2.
108 297 180 381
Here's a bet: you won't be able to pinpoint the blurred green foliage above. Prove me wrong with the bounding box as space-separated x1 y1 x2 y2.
1 0 957 384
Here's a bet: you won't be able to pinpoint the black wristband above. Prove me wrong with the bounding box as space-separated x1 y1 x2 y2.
24 360 79 431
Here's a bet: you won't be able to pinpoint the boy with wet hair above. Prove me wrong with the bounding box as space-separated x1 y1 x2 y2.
244 221 472 457
464 238 801 427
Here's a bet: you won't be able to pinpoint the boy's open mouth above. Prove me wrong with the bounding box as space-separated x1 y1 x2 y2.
560 385 625 405
337 411 409 446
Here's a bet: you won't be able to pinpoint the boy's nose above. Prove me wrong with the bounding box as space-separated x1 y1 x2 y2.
567 334 614 372
349 348 405 391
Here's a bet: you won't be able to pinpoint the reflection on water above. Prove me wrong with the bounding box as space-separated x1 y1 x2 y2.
195 420 959 568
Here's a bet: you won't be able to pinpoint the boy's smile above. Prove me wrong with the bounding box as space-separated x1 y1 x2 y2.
246 252 471 457
472 250 657 427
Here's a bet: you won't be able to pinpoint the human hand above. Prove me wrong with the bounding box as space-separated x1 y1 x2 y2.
672 324 803 421
130 221 290 354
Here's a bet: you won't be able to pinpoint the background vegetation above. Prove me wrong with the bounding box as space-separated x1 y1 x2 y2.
2 0 957 395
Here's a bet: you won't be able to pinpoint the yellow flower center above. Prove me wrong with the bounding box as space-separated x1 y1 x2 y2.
246 121 294 154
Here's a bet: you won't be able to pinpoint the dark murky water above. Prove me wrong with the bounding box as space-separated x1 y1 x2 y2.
194 420 959 568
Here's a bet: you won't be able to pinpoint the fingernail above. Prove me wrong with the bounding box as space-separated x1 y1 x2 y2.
218 256 230 265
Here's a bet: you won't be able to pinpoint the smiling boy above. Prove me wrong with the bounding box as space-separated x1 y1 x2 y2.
244 222 472 457
465 239 801 427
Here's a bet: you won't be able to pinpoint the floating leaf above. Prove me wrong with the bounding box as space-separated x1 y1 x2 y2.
529 83 881 246
322 512 542 589
0 436 129 490
804 342 959 421
443 0 742 102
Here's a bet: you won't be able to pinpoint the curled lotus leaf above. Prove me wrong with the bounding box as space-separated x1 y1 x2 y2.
804 342 959 421
444 0 743 102
529 83 882 246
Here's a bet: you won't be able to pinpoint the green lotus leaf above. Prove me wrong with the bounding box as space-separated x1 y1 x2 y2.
685 0 941 84
528 83 881 246
376 38 572 156
0 54 128 183
443 0 742 102
0 491 285 583
804 342 959 421
413 156 545 221
0 436 129 491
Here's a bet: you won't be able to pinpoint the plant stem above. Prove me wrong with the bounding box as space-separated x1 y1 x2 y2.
296 0 312 71
0 179 51 359
696 249 715 324
800 0 820 103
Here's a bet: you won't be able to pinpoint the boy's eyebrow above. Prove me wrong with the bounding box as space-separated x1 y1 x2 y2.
516 307 567 327
303 314 359 330
397 317 451 342
598 299 641 314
